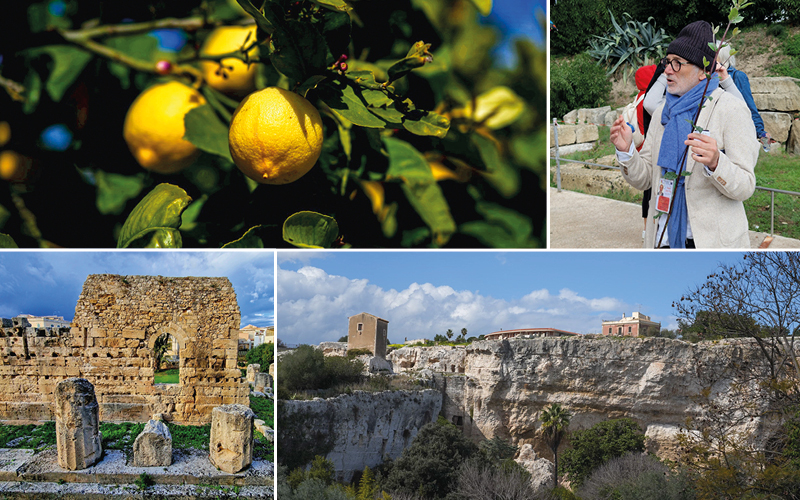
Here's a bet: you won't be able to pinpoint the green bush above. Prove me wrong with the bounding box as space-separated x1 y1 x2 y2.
578 453 694 500
250 395 274 428
346 348 373 358
559 418 646 487
246 342 275 368
380 418 482 500
279 345 364 393
550 54 612 120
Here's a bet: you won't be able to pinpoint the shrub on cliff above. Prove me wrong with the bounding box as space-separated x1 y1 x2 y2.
278 345 364 394
380 418 482 499
559 418 645 487
578 452 694 500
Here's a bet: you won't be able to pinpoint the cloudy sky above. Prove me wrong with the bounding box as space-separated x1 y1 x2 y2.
0 251 274 327
277 251 750 346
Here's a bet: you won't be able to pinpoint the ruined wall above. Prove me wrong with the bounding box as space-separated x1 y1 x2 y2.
388 337 774 460
279 390 442 482
0 274 248 425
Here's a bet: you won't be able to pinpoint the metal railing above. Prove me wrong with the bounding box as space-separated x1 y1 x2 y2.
551 118 800 237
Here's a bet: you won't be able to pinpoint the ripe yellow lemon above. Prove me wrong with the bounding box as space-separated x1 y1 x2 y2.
200 25 258 96
123 81 206 174
228 87 323 185
0 150 27 182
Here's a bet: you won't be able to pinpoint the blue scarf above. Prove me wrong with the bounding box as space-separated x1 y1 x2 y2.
657 75 719 248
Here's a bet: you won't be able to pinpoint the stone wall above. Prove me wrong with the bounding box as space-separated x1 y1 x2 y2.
387 337 775 460
279 390 442 482
0 274 248 425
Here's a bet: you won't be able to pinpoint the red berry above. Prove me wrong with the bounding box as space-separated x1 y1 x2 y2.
155 60 172 75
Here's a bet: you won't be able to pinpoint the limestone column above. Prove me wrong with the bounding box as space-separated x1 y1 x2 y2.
55 378 102 470
254 372 272 393
209 404 255 473
133 419 173 467
246 364 260 383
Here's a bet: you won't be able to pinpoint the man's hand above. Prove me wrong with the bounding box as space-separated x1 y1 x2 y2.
716 62 729 81
685 132 720 171
610 115 633 153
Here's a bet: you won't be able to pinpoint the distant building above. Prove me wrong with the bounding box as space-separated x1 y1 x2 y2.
15 314 69 330
348 313 388 359
239 325 275 351
484 328 581 340
602 312 661 337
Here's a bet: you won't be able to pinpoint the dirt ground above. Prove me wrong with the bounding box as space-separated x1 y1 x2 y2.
605 25 799 108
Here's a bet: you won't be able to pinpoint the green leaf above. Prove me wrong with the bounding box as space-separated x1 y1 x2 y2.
22 70 42 115
731 15 744 23
459 201 535 248
369 106 404 127
310 0 352 11
236 0 276 35
384 137 435 183
682 171 692 177
95 171 147 215
663 171 678 181
298 75 328 99
183 105 234 163
728 7 739 21
473 134 519 198
402 111 450 138
0 233 18 249
224 225 269 248
467 0 492 16
117 184 191 248
26 46 93 102
319 9 351 59
283 211 339 248
321 82 388 128
401 182 456 247
387 41 434 83
270 16 329 84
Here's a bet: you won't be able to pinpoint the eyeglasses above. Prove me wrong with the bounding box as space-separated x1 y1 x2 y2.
661 57 689 72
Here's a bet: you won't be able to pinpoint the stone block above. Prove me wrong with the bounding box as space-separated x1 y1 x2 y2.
254 372 272 393
122 328 146 340
761 112 792 143
553 124 576 147
133 419 172 467
787 119 800 155
578 106 611 125
246 364 260 384
750 77 800 112
209 404 255 474
575 124 599 143
55 378 102 470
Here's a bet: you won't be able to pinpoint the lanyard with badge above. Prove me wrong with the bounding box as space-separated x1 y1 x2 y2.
656 129 710 217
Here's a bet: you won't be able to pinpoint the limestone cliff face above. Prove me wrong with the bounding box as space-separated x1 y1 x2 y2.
279 389 442 481
387 337 770 459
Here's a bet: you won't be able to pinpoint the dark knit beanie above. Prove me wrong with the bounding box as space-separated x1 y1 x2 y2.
667 21 716 70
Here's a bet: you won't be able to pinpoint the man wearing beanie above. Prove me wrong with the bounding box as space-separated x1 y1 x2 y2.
610 20 759 249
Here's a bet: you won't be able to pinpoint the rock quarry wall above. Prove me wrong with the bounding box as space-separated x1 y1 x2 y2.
0 274 248 425
279 390 442 481
388 337 773 459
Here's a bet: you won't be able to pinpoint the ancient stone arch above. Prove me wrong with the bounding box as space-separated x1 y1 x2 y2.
0 274 249 425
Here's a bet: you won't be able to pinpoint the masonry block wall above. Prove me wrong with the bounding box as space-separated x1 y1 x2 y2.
0 274 249 425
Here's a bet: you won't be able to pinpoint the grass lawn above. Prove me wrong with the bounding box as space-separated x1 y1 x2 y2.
552 127 800 240
154 368 179 384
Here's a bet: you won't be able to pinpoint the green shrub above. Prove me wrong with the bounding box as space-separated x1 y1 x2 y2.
550 54 612 120
279 345 364 392
380 419 482 500
766 23 787 38
247 342 275 368
135 472 154 490
250 395 274 427
578 453 693 500
559 418 646 487
346 348 373 358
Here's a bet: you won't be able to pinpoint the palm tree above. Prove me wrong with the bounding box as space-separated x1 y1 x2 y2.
540 402 571 489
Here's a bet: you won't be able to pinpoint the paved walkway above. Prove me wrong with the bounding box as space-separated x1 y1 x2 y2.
550 188 800 249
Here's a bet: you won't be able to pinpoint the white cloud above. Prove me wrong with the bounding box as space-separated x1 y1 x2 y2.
277 265 635 345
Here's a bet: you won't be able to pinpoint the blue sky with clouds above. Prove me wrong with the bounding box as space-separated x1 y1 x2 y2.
277 251 750 345
0 251 274 327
